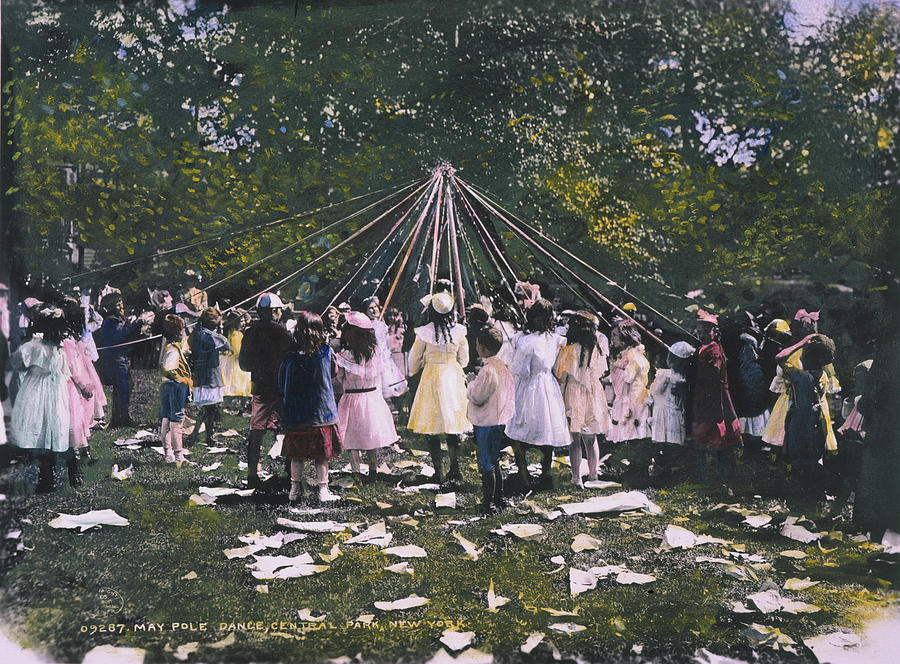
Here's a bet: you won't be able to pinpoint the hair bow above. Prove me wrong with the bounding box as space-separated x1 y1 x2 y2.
515 281 541 309
794 309 820 324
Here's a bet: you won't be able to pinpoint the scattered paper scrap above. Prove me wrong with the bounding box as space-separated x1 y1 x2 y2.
440 629 475 651
487 580 511 611
693 648 751 664
803 631 862 660
173 642 199 661
82 645 147 664
436 493 457 509
881 529 900 554
198 487 254 499
778 550 808 559
662 524 730 549
783 577 820 591
374 594 429 611
346 521 393 547
319 543 342 563
277 518 348 533
208 633 236 649
696 556 733 565
742 515 773 528
549 622 586 634
385 561 414 575
224 544 267 559
248 553 328 579
740 623 797 652
376 501 393 510
747 590 782 614
559 491 661 516
256 584 269 593
48 509 129 531
204 446 230 454
493 523 546 541
584 479 622 489
571 533 603 552
452 532 483 561
781 517 823 543
425 648 493 664
616 571 657 585
181 571 198 580
522 500 562 521
201 462 223 472
542 607 579 617
296 609 326 622
520 632 545 654
110 464 134 481
726 600 754 614
353 614 375 624
383 544 428 558
219 429 241 437
723 565 759 581
394 483 441 494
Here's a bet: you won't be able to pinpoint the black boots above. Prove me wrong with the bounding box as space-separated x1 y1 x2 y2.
478 471 496 515
35 454 56 494
246 430 264 488
428 437 444 485
493 466 507 510
67 454 84 488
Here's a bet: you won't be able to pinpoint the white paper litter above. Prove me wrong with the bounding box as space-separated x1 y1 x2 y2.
82 645 147 664
209 633 236 648
693 648 751 664
267 434 283 459
419 463 436 478
383 544 428 558
353 614 375 624
778 550 808 559
277 518 348 533
426 648 493 664
201 462 222 472
198 486 253 498
559 490 662 516
695 556 733 565
452 532 483 561
549 622 586 634
780 516 823 543
205 446 229 454
747 590 783 614
726 600 755 614
493 523 546 541
346 521 393 547
181 571 198 580
224 544 267 559
385 561 414 575
110 464 134 480
296 609 326 622
48 509 129 531
440 629 475 651
320 543 343 563
783 577 820 591
219 429 241 437
520 632 545 654
881 529 900 554
662 525 730 549
238 531 306 549
542 607 579 617
435 493 457 509
740 623 797 652
374 594 429 611
803 631 862 661
583 479 622 489
571 533 603 552
393 483 441 493
522 500 562 521
743 515 772 528
256 584 269 593
247 553 328 579
616 571 657 585
173 642 199 661
487 579 511 611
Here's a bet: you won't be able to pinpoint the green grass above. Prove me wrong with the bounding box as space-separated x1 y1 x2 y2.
0 375 897 663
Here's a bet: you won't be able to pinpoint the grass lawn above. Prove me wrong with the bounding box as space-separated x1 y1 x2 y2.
0 375 897 663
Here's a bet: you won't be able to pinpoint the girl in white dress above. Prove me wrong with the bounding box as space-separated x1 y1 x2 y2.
554 312 611 489
505 299 569 491
649 341 694 445
9 307 73 493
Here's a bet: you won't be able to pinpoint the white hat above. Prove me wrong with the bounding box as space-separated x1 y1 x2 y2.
431 292 454 315
669 341 696 358
256 292 284 309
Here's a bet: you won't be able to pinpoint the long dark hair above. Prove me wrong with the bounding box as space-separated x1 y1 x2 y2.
428 306 454 344
341 324 377 364
293 310 326 356
525 298 555 333
35 309 68 345
63 298 85 338
566 314 597 368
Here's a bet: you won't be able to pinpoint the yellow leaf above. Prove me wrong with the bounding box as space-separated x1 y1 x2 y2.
877 126 893 149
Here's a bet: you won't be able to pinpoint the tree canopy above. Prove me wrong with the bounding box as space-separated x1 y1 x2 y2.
2 0 897 318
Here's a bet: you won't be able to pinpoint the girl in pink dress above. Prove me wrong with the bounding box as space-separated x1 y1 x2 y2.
63 299 104 471
335 311 399 483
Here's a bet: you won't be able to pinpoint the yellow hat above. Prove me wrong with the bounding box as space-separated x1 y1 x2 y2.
622 302 637 312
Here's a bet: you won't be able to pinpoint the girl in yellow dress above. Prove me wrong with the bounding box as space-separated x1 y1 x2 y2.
407 292 471 486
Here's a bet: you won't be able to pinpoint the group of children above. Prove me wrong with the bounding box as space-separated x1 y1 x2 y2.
3 276 854 509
